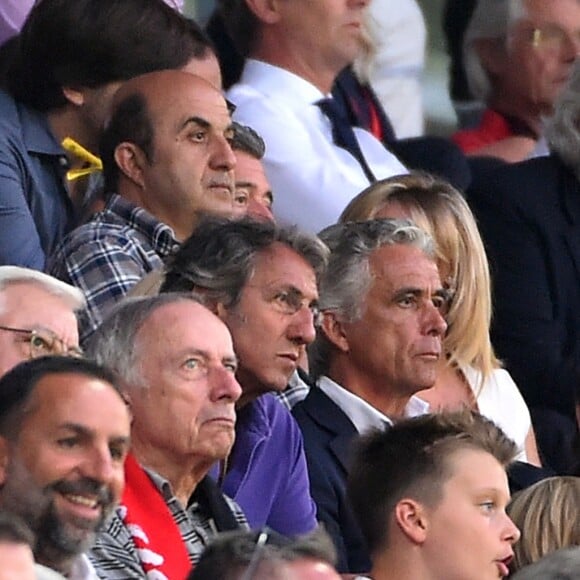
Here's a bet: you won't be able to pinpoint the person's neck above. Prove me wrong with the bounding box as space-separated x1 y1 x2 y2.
34 545 78 578
131 440 209 507
327 361 412 419
46 107 98 164
488 94 546 138
250 44 339 95
117 184 192 241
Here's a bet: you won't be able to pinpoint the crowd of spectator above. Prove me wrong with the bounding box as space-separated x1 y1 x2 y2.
0 0 578 579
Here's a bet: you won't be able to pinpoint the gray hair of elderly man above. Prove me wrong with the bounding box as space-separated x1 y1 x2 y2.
86 293 207 388
463 0 529 101
0 266 85 313
308 218 435 380
546 61 580 180
510 547 580 580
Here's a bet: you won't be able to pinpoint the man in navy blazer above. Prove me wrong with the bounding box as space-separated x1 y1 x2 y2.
468 63 580 473
293 219 448 573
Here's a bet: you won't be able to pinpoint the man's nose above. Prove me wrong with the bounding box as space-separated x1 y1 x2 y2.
287 306 317 345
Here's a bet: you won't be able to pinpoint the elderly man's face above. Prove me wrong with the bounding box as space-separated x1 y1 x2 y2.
129 302 241 463
0 373 130 566
222 243 318 405
497 0 580 114
336 244 447 399
0 284 80 378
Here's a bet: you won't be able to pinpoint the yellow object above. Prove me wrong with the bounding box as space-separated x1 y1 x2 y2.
61 137 103 181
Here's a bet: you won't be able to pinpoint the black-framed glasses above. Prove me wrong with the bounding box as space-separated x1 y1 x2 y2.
0 325 83 359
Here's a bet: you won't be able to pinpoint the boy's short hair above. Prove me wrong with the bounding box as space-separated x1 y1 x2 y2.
347 411 518 554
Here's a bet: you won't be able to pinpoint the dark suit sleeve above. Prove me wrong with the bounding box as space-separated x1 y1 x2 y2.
469 164 580 418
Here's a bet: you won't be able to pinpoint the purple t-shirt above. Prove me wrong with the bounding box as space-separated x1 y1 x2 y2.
218 393 317 535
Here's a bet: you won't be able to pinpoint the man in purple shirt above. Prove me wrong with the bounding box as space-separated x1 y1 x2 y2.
160 217 329 535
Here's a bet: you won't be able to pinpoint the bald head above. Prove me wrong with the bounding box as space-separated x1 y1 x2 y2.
101 70 239 238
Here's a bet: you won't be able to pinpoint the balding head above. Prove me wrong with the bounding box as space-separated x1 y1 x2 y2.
100 70 240 240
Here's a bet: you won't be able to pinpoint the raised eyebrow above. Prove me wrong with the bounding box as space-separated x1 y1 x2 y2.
234 181 256 191
392 287 423 300
58 423 93 437
179 116 211 132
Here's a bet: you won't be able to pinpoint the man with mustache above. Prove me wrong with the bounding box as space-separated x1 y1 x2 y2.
49 70 241 343
0 356 131 579
292 219 448 573
87 294 247 578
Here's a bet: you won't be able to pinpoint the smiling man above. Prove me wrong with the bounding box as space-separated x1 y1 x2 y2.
293 219 448 573
87 294 247 578
0 356 131 579
49 70 241 343
348 411 521 580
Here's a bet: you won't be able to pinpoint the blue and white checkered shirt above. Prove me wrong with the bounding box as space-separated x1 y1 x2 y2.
49 194 179 343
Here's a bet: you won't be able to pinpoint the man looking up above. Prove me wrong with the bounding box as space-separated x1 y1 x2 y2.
160 217 328 535
49 71 239 343
0 356 131 578
0 0 219 269
87 294 247 578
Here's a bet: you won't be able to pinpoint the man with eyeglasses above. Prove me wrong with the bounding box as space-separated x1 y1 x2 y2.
452 0 580 162
0 266 84 377
292 219 448 574
159 216 329 537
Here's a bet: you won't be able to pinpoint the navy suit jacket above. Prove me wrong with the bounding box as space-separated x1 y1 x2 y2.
292 387 371 574
469 154 580 418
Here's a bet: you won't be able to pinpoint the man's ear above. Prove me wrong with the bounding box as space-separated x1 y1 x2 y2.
320 311 349 353
245 0 282 24
0 437 11 486
215 301 228 320
394 498 429 545
114 142 148 189
62 86 86 107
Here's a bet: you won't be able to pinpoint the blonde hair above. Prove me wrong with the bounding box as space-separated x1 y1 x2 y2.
340 173 499 382
507 476 580 573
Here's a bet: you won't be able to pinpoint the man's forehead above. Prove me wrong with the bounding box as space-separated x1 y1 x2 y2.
370 244 439 283
251 244 317 288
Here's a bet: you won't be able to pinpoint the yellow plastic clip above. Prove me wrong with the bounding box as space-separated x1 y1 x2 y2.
61 137 103 181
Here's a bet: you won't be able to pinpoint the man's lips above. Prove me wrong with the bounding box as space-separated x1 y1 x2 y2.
278 353 299 363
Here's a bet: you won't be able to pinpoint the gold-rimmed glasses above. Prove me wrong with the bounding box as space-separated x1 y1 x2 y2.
0 325 83 359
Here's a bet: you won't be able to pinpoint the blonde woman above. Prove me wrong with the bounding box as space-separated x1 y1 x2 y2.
507 476 580 573
340 172 541 465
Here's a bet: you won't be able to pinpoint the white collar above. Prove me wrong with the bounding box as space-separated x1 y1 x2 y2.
318 375 429 434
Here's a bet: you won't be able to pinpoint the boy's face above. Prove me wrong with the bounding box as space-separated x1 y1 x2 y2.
420 448 520 579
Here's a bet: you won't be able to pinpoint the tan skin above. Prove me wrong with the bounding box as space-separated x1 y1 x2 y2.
375 203 542 467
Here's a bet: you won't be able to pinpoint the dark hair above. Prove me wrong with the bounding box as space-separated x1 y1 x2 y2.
0 512 34 546
0 356 121 440
8 0 213 112
100 93 154 193
161 216 328 307
188 528 336 580
230 122 266 160
347 411 518 555
216 0 260 58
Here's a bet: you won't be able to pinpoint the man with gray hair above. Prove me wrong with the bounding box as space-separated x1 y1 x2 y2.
0 266 84 377
292 219 449 573
452 0 580 162
469 61 580 474
87 294 247 578
160 216 328 536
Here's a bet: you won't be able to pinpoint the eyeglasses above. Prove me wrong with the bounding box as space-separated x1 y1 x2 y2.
527 24 580 52
0 325 83 359
253 286 322 327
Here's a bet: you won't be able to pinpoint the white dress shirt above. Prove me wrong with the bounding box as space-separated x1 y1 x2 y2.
317 375 429 434
227 60 408 233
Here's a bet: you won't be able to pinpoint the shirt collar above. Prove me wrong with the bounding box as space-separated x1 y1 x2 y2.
104 194 180 257
239 59 325 107
18 100 66 157
68 554 99 580
317 375 429 434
